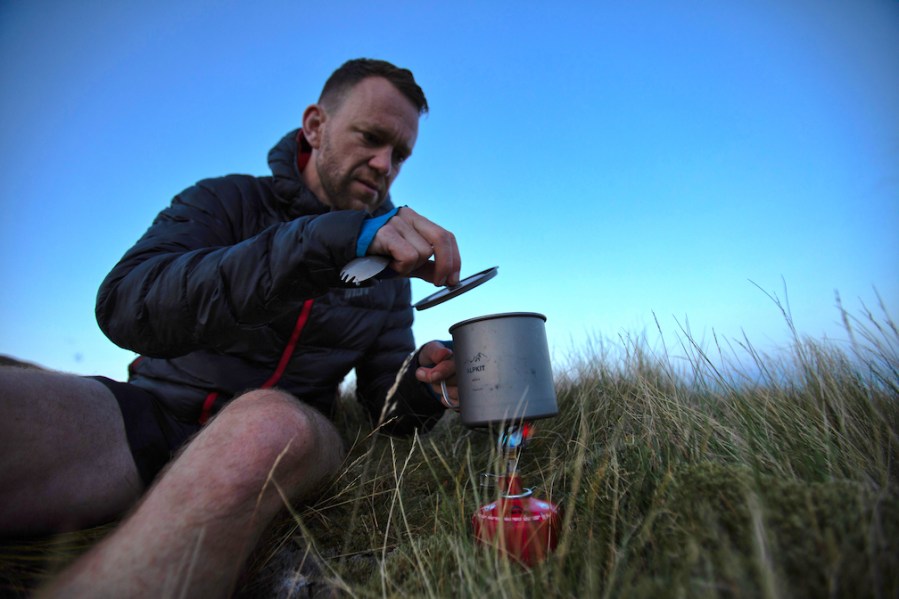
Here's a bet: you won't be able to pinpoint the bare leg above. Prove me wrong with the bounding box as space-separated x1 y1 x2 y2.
0 367 144 534
40 389 345 598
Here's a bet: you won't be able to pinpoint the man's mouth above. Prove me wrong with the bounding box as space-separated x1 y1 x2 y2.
356 178 382 196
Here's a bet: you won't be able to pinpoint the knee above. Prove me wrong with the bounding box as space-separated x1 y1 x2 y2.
203 389 344 499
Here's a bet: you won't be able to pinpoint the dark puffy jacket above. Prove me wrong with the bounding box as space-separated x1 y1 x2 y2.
96 130 443 433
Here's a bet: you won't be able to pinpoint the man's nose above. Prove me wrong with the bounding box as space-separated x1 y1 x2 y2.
369 147 393 177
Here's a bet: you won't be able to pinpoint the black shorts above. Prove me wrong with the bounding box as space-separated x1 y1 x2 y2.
89 377 201 487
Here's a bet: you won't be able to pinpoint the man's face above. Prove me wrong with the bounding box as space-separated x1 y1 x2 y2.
310 77 420 212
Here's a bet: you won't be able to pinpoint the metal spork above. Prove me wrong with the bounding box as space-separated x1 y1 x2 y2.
339 256 391 286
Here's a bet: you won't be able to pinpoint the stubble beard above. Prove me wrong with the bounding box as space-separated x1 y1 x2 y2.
316 136 383 213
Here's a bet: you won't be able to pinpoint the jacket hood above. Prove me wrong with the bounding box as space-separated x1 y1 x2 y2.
267 129 395 218
267 129 330 218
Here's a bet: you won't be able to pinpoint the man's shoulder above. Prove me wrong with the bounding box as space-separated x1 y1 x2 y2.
191 173 275 195
158 174 280 225
174 174 277 207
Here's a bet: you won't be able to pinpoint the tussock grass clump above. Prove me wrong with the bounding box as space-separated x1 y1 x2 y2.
262 299 898 598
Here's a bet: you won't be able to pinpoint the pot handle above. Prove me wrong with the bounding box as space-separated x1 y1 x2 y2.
439 380 460 410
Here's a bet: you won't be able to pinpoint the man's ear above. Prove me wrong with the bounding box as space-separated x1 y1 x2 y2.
302 104 326 148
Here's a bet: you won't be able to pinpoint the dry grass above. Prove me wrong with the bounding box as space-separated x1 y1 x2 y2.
256 295 898 597
2 295 897 597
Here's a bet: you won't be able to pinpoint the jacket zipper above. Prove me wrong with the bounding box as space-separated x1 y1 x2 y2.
198 299 315 424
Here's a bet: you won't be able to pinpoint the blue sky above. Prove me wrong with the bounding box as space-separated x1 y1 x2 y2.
1 0 897 379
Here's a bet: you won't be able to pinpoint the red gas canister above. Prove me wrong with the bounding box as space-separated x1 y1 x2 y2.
472 474 561 566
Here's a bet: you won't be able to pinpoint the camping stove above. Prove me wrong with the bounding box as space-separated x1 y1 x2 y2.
412 273 561 565
471 423 561 566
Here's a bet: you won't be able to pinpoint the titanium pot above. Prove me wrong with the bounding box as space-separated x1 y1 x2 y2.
444 312 558 427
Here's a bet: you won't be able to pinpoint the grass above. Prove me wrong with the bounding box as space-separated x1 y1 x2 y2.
2 294 897 597
253 294 897 598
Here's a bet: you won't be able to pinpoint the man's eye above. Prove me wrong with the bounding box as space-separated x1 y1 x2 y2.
362 132 380 145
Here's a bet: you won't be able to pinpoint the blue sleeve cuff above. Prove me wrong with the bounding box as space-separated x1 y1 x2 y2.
356 207 401 257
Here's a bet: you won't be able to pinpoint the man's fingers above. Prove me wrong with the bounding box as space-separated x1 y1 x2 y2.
367 215 430 276
368 207 461 286
417 342 454 369
384 211 435 273
416 341 456 385
403 208 459 286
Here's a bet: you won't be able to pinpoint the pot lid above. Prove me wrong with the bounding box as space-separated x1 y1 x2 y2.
413 266 498 310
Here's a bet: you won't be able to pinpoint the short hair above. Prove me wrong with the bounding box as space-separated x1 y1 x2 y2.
319 58 429 116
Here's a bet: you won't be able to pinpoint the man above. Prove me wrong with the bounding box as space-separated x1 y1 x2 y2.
0 58 459 596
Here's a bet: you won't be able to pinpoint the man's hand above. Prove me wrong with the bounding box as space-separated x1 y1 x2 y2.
367 207 461 286
415 341 458 407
